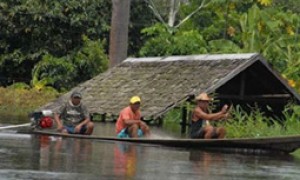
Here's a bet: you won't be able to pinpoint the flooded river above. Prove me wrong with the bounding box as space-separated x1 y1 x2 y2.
0 123 300 180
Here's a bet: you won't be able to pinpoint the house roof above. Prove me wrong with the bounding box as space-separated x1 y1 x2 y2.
40 53 300 119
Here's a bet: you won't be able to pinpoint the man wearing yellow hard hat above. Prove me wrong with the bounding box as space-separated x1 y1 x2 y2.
115 96 150 138
190 93 229 139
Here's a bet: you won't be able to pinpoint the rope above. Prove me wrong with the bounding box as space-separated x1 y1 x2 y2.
0 123 31 130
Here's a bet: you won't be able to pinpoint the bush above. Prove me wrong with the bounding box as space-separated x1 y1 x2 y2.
162 103 300 138
0 87 59 124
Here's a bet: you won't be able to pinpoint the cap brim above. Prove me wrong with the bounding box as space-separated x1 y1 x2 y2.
196 99 211 101
131 101 141 104
73 96 81 98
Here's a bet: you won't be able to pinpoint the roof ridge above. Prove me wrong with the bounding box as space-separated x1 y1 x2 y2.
124 53 258 63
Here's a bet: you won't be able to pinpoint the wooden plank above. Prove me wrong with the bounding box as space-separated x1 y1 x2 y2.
28 129 300 154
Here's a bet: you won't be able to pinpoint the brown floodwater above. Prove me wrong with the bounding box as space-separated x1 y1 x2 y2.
0 122 299 180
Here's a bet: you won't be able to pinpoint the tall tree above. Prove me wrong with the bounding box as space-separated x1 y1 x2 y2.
109 0 131 68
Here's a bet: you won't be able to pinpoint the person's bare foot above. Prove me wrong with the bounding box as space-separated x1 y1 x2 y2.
61 129 68 134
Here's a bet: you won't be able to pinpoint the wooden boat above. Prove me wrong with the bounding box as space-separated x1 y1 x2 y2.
27 129 300 154
18 111 299 154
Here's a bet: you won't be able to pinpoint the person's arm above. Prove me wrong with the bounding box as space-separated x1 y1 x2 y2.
123 110 141 126
75 118 89 133
75 105 91 129
124 119 141 126
54 105 66 131
75 118 90 131
139 120 148 129
194 105 228 121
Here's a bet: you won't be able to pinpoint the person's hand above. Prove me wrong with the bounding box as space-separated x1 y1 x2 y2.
221 104 228 113
139 121 147 128
75 124 82 133
56 124 64 132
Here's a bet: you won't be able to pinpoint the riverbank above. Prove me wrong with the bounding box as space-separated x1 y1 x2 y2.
0 87 59 124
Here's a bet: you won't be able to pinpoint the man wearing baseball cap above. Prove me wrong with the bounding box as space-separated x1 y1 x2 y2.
54 91 94 135
190 93 229 139
115 96 150 138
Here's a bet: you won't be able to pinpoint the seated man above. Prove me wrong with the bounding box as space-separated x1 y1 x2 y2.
116 96 150 138
190 93 228 139
54 91 94 135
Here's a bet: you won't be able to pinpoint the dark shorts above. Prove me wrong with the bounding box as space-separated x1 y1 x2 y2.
64 125 87 134
191 127 218 139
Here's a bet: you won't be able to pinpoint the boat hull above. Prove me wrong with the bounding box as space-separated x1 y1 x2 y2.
28 129 300 154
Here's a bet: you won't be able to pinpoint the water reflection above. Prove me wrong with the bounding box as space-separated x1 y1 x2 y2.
1 121 300 179
114 142 139 178
189 150 226 178
37 135 93 172
188 149 300 179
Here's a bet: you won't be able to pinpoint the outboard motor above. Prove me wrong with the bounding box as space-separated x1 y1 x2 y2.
29 110 54 129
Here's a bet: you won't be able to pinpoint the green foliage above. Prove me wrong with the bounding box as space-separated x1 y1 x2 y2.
224 104 300 138
31 54 74 91
72 35 108 83
0 0 111 85
162 103 300 138
31 36 108 91
224 105 283 138
208 39 241 53
162 107 182 135
128 0 157 56
7 82 30 90
273 0 300 13
2 0 300 94
163 107 182 123
281 105 300 134
0 0 156 89
0 86 59 124
139 23 207 56
140 1 300 89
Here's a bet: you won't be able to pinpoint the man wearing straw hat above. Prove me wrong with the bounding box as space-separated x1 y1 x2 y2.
190 93 229 139
116 96 150 138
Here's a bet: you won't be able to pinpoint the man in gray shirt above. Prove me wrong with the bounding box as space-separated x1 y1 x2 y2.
54 91 94 135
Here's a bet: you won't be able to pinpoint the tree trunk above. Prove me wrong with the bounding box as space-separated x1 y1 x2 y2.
109 0 131 68
168 0 180 27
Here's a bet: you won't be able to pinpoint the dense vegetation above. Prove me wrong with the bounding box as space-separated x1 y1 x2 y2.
139 0 300 91
0 0 155 91
1 0 300 92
